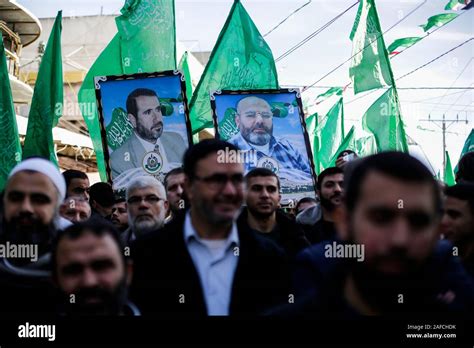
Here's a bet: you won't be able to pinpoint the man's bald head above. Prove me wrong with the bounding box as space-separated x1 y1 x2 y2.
235 96 273 146
236 96 272 115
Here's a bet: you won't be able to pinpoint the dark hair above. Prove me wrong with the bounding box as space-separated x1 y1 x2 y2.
245 167 280 190
345 152 442 215
336 149 357 160
183 139 239 181
51 218 126 280
296 197 318 212
126 88 158 118
445 182 474 213
316 167 344 191
89 182 115 208
62 170 88 190
164 167 184 190
456 152 474 183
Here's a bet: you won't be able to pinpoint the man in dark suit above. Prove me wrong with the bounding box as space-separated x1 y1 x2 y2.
130 139 290 316
110 88 187 179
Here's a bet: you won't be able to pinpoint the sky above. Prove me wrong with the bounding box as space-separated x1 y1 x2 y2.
17 0 474 174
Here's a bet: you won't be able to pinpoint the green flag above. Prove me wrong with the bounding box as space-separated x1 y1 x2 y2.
355 134 377 156
116 0 176 74
78 0 176 181
315 87 342 104
445 151 456 186
328 126 356 167
188 0 279 134
0 35 22 189
316 97 345 170
387 37 422 55
22 11 63 164
311 132 321 175
349 0 393 94
305 112 318 137
420 13 458 32
362 88 408 152
178 51 193 100
445 0 470 11
454 128 474 173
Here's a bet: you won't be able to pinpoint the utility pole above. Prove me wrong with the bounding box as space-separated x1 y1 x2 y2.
420 113 468 179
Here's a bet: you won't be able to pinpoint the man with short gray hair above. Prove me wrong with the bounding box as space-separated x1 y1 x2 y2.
122 176 169 245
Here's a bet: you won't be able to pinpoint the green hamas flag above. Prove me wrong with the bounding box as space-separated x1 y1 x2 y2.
328 126 356 167
116 0 176 74
0 34 22 189
178 51 193 99
316 97 344 170
445 151 456 186
23 11 63 164
454 128 474 173
356 134 377 156
312 133 321 175
362 88 408 152
315 87 342 104
305 112 318 136
420 13 458 32
387 37 422 55
349 0 393 94
445 0 471 10
78 0 176 181
188 0 279 134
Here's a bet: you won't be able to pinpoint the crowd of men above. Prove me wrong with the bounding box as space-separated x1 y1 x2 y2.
0 141 473 316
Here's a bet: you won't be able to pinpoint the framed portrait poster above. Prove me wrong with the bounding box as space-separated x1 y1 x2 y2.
94 70 192 191
210 89 317 202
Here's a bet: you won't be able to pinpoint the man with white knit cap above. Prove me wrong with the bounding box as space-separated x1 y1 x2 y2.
0 157 66 314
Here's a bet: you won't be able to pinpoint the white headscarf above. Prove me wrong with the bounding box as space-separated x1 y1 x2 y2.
8 158 66 201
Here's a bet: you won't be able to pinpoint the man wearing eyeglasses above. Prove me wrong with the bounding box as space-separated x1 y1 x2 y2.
121 176 169 246
227 96 311 177
291 152 474 315
130 139 290 316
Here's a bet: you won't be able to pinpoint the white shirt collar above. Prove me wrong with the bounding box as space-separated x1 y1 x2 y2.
184 211 239 248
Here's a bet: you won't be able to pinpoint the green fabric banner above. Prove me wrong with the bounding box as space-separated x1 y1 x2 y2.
315 87 342 104
387 37 422 55
349 0 394 94
78 0 176 181
178 51 193 100
420 13 458 32
23 11 63 164
0 34 22 189
188 0 279 134
316 98 345 170
445 151 456 186
362 88 408 152
454 128 474 173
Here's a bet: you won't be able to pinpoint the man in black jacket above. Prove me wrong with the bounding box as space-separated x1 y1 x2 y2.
237 168 309 259
291 152 474 316
130 140 290 316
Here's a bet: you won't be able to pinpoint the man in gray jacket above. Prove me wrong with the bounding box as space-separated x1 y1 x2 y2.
110 88 187 179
